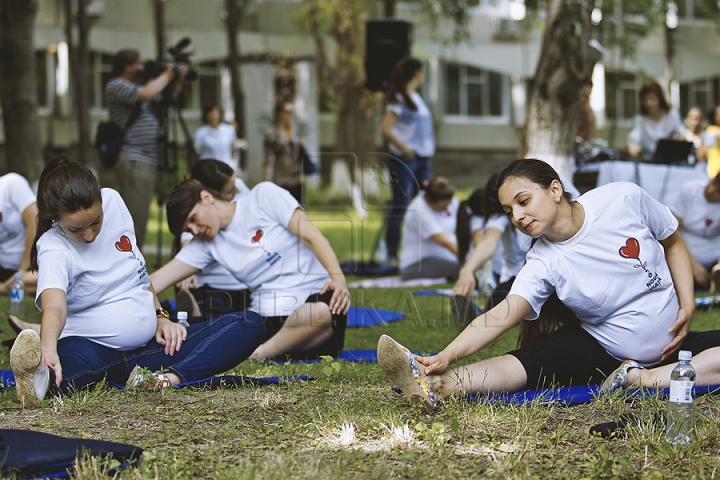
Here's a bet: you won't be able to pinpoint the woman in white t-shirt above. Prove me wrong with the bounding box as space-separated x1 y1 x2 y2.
0 173 39 295
378 159 720 411
381 57 435 265
194 104 240 172
627 80 685 160
174 159 251 321
670 173 720 289
399 177 459 281
150 180 351 360
8 157 265 408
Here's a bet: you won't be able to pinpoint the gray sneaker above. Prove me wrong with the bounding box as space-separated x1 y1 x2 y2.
10 329 50 408
600 359 643 394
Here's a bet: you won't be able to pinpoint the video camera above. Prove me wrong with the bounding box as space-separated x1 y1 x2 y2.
143 37 198 82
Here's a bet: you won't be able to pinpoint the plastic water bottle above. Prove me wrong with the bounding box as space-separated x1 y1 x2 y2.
377 240 388 264
666 350 696 445
9 272 25 319
177 311 190 328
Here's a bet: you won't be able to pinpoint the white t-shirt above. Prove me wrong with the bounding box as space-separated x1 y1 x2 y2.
469 214 504 276
386 92 435 158
509 182 679 365
180 177 250 290
35 189 156 350
175 182 330 317
194 123 238 170
0 173 36 270
485 214 532 283
671 179 720 268
399 193 459 269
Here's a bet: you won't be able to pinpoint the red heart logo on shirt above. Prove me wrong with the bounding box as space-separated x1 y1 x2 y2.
618 238 640 260
706 219 713 227
115 235 133 252
252 230 263 243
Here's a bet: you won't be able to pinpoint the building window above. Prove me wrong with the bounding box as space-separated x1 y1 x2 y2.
680 77 719 118
605 72 638 120
443 62 508 117
181 60 222 111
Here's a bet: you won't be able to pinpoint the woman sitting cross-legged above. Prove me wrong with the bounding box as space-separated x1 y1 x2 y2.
149 180 351 360
398 177 460 281
9 157 265 408
378 158 720 411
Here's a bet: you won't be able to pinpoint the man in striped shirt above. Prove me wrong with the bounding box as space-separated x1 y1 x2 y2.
103 49 182 248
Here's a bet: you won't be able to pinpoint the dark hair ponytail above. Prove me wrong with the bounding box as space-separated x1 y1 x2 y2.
191 159 234 192
456 187 485 263
515 239 580 348
385 57 422 111
31 156 102 271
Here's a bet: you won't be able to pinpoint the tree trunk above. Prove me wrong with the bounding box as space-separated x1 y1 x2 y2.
65 0 93 166
0 0 43 182
226 0 246 139
524 0 593 180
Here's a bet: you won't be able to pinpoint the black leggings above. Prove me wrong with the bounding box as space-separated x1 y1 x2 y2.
508 326 720 390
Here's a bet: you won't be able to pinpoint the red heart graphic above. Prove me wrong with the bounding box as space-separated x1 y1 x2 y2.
115 235 133 252
619 238 640 260
251 230 263 243
706 219 713 227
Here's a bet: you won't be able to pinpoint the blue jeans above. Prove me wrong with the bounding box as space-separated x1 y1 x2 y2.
386 155 432 258
50 311 265 394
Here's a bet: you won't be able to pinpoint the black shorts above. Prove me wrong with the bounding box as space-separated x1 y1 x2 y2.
262 290 347 360
188 285 251 324
0 267 15 283
508 326 720 390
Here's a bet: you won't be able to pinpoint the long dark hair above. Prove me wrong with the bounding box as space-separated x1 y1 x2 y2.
456 173 503 263
495 159 579 347
385 57 422 111
31 156 102 271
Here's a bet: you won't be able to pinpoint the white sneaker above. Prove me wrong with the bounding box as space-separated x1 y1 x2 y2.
10 329 50 408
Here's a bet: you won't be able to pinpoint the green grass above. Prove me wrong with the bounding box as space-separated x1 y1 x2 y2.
2 201 720 478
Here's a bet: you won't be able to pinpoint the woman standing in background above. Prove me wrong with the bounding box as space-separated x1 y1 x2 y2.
381 57 435 265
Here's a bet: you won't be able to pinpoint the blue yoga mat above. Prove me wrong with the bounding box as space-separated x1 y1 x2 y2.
0 370 313 391
347 306 404 327
393 383 720 406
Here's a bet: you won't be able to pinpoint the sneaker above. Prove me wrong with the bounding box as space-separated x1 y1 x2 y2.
450 295 483 327
125 365 173 390
10 329 50 408
377 334 438 412
600 359 644 394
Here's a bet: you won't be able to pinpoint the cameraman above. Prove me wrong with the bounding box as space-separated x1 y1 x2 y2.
103 49 185 249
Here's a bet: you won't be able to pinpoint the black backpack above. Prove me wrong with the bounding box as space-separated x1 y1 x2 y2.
95 104 141 170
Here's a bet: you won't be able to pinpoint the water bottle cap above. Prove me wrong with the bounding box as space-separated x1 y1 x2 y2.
14 272 22 281
177 311 188 320
678 350 692 361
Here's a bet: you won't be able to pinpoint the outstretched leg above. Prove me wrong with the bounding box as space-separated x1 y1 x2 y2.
624 346 720 389
428 354 528 399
